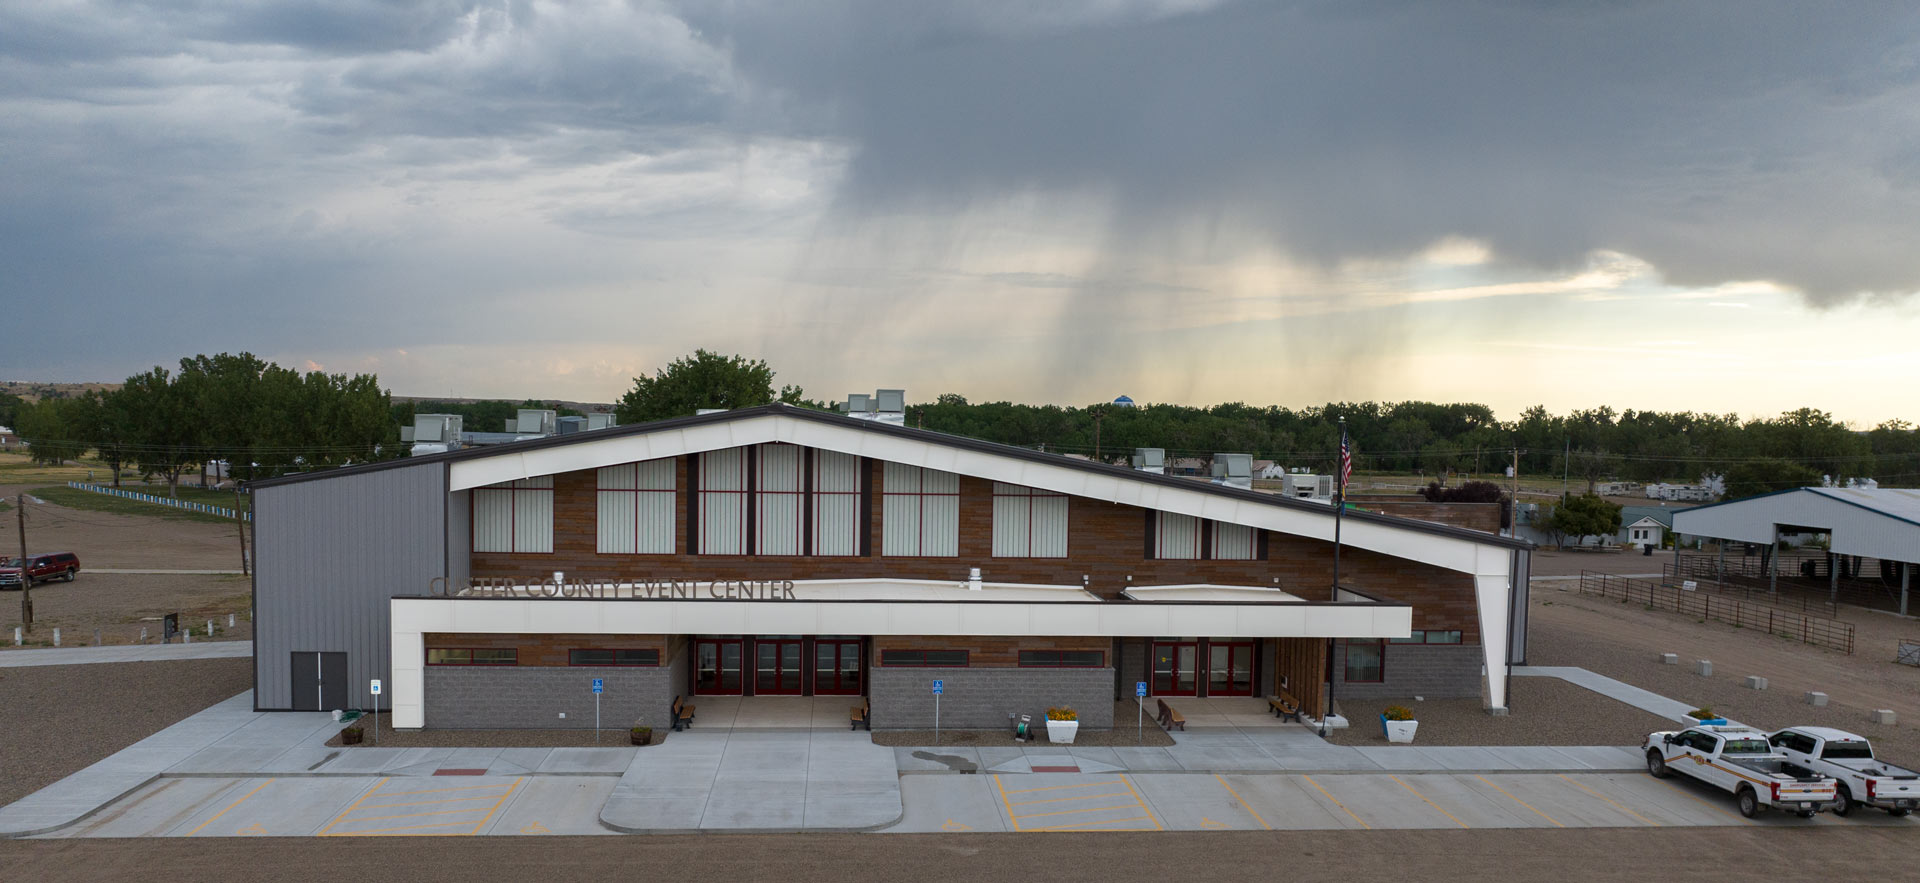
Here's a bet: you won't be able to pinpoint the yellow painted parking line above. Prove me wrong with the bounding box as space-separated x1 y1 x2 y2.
357 794 508 811
331 806 496 825
1390 775 1470 829
1011 791 1133 807
1302 775 1370 830
1022 816 1158 832
1475 776 1563 828
1654 776 1755 824
317 778 389 837
465 778 522 835
1558 775 1660 826
1214 775 1272 831
1002 780 1128 794
993 775 1022 830
1119 775 1165 831
185 778 276 837
323 819 480 836
371 782 515 798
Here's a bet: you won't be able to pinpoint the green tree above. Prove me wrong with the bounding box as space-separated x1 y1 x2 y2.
119 367 200 497
70 390 136 486
15 397 87 465
1547 493 1622 545
1721 458 1823 500
614 350 804 424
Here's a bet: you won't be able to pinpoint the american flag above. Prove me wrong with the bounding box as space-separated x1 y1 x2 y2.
1338 430 1352 499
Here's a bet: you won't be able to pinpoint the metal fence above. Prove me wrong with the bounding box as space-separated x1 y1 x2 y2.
1578 570 1855 655
64 482 253 522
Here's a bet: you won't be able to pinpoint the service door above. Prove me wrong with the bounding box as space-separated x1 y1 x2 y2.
290 651 349 711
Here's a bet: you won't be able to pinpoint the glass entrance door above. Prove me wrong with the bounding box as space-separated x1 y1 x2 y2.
756 639 804 694
1208 642 1255 696
1151 641 1199 696
814 640 862 695
694 639 743 695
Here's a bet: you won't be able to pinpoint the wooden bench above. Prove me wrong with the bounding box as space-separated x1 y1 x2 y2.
1268 691 1302 723
849 698 871 731
1156 698 1185 731
671 695 696 731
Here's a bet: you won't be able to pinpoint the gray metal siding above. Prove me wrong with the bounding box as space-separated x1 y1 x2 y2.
255 461 447 711
445 486 470 588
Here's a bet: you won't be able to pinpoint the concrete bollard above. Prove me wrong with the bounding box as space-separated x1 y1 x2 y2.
1806 691 1829 707
1872 709 1898 726
1695 659 1713 676
206 620 214 637
183 631 191 644
94 629 102 647
140 627 148 643
1661 653 1679 665
1745 676 1768 690
53 628 60 647
12 626 20 646
228 614 235 628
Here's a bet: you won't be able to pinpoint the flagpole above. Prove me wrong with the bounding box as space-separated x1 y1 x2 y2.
1332 416 1346 594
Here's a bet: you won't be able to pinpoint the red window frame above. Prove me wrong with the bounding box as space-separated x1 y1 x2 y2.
426 648 518 666
755 444 805 556
992 483 1068 558
878 649 970 667
471 478 553 554
883 464 960 557
1343 640 1385 683
598 460 676 555
1017 649 1106 667
567 648 661 667
808 449 862 556
697 448 751 555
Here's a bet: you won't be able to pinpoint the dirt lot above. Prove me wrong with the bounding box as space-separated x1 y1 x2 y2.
1 572 252 647
1529 584 1920 760
1529 547 1673 577
1 478 245 571
0 658 252 807
1328 675 1674 746
873 702 1176 747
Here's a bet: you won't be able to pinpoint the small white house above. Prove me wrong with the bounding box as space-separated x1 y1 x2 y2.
1624 516 1665 550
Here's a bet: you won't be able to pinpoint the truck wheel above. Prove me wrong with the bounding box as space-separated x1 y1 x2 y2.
1646 751 1670 778
63 567 75 582
1737 786 1760 819
1832 784 1853 817
1889 809 1910 818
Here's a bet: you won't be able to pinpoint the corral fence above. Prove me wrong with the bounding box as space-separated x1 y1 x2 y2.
1668 553 1911 615
64 482 253 522
1578 570 1855 655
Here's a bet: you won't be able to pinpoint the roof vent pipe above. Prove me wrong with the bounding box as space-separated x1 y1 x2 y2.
968 567 982 591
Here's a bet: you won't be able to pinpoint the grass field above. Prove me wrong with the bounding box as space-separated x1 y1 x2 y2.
29 485 244 525
0 451 113 485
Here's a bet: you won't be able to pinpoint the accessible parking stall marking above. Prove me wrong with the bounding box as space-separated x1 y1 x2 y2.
993 774 1163 832
317 777 523 837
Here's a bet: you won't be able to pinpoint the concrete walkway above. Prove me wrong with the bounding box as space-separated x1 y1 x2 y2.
88 569 247 575
0 640 252 667
1514 666 1700 723
601 728 901 833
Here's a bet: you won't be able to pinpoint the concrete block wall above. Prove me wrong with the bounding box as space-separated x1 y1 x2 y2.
1117 638 1147 700
1331 641 1481 701
424 665 678 729
870 667 1115 730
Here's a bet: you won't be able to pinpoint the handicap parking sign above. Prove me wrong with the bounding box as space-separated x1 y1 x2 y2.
592 678 604 694
1136 681 1147 697
932 679 943 695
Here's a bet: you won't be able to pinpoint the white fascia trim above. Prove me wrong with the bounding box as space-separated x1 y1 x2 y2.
447 413 1511 578
1472 573 1513 712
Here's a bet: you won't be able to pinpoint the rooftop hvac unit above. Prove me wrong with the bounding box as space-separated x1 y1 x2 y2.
1211 453 1253 488
399 426 415 443
515 409 556 435
875 389 906 414
557 416 586 435
844 394 872 414
1131 448 1166 473
587 413 617 431
1281 473 1332 500
413 414 462 443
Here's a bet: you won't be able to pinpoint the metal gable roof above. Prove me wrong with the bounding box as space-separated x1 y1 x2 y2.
250 403 1530 551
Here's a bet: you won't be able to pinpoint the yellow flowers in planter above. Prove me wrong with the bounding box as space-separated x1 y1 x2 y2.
1382 705 1416 721
1046 706 1078 721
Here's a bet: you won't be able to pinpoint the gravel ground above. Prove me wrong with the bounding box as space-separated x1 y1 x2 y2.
0 572 253 648
0 658 251 807
1327 676 1675 746
873 701 1175 747
324 713 665 747
0 483 245 570
1530 588 1920 761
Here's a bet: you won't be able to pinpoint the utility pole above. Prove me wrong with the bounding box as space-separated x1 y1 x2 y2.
1511 448 1520 536
1094 409 1104 462
17 493 31 633
1562 437 1570 498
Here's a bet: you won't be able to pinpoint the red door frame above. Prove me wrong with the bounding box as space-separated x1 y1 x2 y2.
1151 641 1200 696
1207 641 1256 697
755 639 805 695
693 639 744 695
812 640 863 695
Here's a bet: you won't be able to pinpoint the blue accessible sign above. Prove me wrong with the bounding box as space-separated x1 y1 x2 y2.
592 678 604 694
1136 681 1147 698
932 679 944 695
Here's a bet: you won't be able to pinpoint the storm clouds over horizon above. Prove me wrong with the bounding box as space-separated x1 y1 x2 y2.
4 1 1919 422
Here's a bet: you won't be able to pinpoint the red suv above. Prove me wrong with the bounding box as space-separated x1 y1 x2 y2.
0 552 81 589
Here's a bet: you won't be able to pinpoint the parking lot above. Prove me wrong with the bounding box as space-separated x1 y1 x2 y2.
886 771 1920 833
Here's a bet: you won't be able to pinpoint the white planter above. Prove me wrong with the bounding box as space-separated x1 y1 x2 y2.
1384 719 1418 744
1046 719 1080 744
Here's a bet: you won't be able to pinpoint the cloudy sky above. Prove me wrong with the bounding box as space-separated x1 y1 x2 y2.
5 1 1919 424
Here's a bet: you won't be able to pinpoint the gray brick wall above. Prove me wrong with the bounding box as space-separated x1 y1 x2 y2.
425 665 679 730
1331 640 1482 700
1117 639 1147 700
869 667 1114 730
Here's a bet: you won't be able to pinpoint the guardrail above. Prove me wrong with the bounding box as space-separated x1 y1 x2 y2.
1578 570 1854 655
64 482 252 522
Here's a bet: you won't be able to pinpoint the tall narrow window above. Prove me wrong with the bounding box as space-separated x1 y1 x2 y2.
992 482 1068 558
597 459 676 554
755 444 804 555
472 476 552 553
1154 512 1202 559
1212 522 1256 560
882 463 960 556
811 450 862 556
697 448 748 554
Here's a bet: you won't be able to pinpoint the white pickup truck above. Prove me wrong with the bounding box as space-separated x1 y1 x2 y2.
1644 724 1838 818
1768 727 1920 817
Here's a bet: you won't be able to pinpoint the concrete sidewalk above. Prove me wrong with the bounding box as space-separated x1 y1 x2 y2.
0 641 252 667
601 728 901 833
1515 666 1701 723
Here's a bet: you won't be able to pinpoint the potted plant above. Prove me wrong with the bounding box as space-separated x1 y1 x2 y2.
1045 707 1079 744
1380 705 1418 743
1685 707 1728 726
630 719 653 746
340 724 364 745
